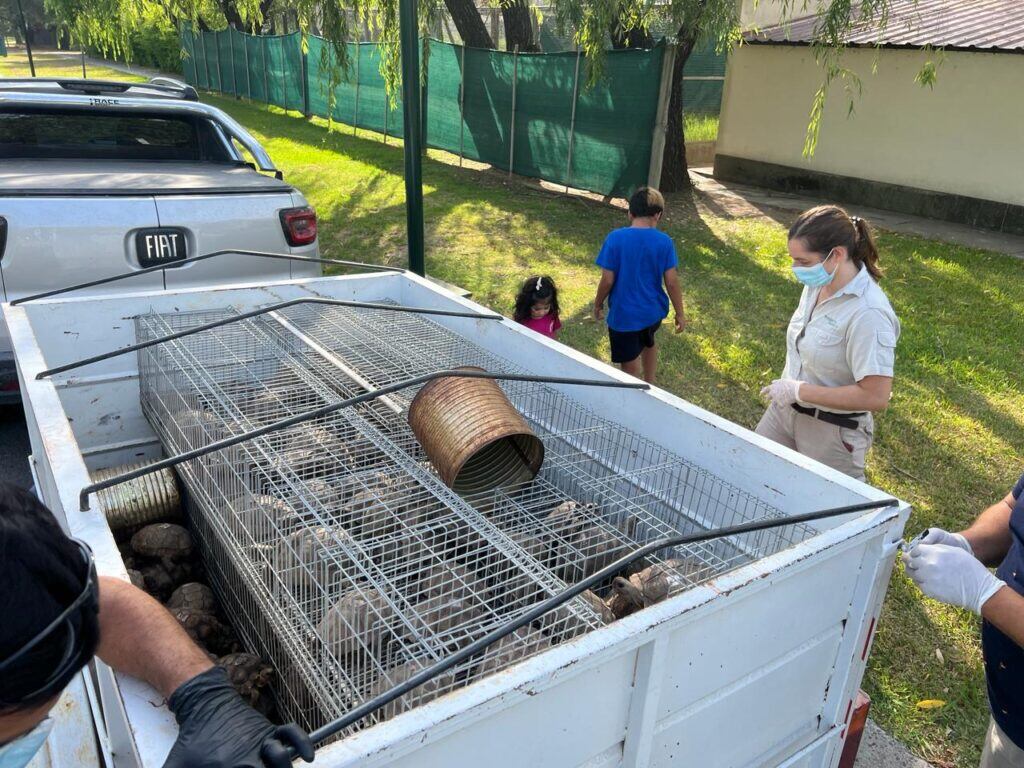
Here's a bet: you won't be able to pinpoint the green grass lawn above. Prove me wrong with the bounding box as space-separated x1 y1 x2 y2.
0 50 146 81
684 111 719 143
3 53 1021 766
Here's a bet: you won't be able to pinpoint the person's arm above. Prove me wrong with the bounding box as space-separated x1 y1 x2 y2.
982 587 1024 648
593 269 615 321
96 576 212 696
798 375 893 412
961 492 1017 566
96 577 314 767
663 267 686 333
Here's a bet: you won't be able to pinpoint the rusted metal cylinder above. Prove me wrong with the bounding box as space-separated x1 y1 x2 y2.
408 367 544 494
89 462 182 530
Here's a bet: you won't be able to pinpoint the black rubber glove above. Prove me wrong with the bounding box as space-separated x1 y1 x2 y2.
163 666 314 768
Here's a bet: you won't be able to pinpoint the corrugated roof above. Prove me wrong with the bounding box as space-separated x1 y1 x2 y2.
747 0 1024 53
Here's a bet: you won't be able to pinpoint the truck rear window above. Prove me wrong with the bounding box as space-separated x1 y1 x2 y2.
0 110 232 161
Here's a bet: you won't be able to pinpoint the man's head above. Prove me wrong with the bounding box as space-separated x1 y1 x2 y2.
628 187 665 224
0 483 99 745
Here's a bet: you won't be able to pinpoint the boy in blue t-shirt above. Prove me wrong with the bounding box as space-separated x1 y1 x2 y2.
593 187 686 384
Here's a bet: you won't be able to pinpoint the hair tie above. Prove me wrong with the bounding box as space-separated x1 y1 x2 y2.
851 216 862 225
536 277 543 291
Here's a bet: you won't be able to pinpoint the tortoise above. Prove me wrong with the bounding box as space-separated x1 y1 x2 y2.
269 447 338 482
365 660 458 720
405 594 483 639
173 607 236 656
126 568 146 591
543 500 595 534
571 524 631 579
580 588 616 624
303 478 343 508
475 626 551 676
131 523 193 561
232 494 304 537
245 390 294 426
416 560 486 603
139 562 178 601
317 586 394 658
167 582 218 614
274 526 357 598
286 426 352 467
605 558 702 619
605 577 645 620
117 540 137 571
217 653 274 708
179 408 228 445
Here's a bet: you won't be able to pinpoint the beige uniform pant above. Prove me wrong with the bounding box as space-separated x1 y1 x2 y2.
981 718 1024 768
754 403 873 481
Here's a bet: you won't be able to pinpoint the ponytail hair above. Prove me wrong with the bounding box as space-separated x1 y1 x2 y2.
788 205 883 280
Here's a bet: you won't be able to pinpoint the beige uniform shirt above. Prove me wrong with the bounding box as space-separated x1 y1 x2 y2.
782 266 900 414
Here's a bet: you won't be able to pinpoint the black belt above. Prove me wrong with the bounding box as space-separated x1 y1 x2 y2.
792 403 864 429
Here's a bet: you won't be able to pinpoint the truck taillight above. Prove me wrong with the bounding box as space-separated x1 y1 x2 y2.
279 207 317 246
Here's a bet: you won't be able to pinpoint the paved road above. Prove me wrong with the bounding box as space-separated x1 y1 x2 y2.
0 404 33 488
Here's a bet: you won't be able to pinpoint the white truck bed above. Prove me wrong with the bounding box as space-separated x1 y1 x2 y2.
5 272 908 768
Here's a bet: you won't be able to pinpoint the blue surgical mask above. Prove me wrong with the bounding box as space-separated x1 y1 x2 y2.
792 249 838 287
0 718 52 768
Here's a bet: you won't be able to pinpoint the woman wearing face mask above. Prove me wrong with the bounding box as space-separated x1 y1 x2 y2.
756 205 900 481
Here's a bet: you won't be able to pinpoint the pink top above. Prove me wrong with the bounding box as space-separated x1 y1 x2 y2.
518 314 562 339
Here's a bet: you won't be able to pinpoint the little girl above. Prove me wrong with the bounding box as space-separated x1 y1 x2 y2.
514 275 562 339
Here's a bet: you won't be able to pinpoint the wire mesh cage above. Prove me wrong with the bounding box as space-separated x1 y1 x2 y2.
135 300 817 736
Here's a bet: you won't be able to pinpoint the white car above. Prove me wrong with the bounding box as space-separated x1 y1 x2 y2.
0 76 321 402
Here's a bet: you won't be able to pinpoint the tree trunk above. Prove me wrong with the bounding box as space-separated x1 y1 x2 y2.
443 0 494 49
658 34 696 193
501 0 538 52
219 0 244 29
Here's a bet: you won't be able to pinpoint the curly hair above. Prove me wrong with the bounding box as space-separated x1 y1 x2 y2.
513 275 560 323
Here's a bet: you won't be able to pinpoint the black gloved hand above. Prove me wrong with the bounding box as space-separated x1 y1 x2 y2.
163 666 314 768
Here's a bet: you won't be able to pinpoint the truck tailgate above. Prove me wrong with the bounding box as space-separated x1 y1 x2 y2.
154 191 319 289
0 196 163 301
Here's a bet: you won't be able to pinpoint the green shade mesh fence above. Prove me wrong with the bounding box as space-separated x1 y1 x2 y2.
681 42 725 114
181 26 665 197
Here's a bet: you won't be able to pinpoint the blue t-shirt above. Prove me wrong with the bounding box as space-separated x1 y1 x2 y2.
595 227 678 332
983 471 1024 749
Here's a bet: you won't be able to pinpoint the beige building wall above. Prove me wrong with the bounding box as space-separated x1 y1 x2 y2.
717 44 1024 206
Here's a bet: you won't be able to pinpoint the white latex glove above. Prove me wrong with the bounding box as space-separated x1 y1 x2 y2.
919 528 973 555
902 543 1005 614
760 378 803 407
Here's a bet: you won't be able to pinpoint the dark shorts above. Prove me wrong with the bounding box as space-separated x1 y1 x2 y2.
608 321 661 363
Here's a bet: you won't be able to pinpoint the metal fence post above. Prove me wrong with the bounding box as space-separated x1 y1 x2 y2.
564 46 581 193
202 31 211 90
280 37 288 111
301 37 311 117
458 43 466 167
353 42 361 135
216 32 224 92
261 35 269 104
647 44 676 190
231 28 239 97
507 44 519 178
81 49 86 78
383 57 389 146
243 33 252 99
420 36 429 155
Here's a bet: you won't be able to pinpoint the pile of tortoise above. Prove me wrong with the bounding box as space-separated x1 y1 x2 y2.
118 522 277 718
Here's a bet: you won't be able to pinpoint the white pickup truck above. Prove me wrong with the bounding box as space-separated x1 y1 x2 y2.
0 76 320 402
